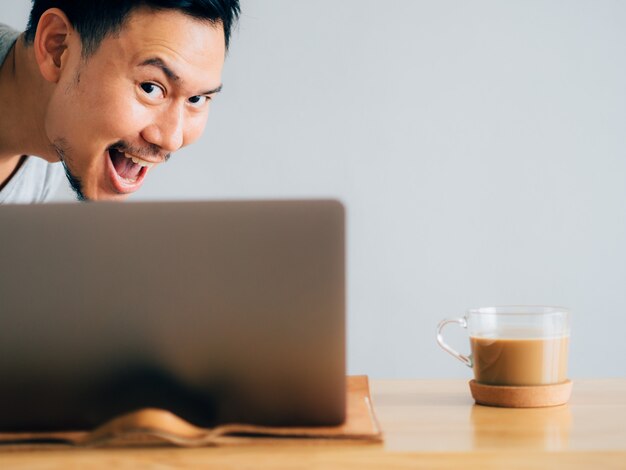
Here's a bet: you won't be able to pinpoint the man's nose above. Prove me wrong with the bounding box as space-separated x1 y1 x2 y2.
141 106 185 153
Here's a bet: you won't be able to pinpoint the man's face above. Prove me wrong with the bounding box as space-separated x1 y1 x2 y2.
44 7 226 200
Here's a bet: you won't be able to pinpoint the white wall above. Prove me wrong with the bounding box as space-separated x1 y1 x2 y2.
5 1 626 378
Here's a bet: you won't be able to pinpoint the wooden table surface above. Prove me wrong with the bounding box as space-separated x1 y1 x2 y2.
2 379 625 469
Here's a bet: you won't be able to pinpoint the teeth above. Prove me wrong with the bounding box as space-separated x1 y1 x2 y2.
123 152 154 168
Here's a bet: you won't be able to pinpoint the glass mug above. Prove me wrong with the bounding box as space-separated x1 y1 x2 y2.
437 306 570 386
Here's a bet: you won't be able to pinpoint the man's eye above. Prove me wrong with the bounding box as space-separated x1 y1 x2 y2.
188 95 210 108
140 82 165 99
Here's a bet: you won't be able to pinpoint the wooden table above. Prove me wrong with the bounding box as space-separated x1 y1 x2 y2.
2 379 625 469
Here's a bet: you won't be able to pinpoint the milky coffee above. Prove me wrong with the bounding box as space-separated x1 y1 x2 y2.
470 334 569 386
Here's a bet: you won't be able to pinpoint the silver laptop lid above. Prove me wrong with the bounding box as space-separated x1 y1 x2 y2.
0 200 345 431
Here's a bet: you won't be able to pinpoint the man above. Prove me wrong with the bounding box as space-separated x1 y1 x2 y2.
0 0 240 203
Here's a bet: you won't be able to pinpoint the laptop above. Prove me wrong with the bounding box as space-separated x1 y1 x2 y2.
0 200 345 432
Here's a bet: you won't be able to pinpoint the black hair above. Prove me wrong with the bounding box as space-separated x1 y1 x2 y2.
24 0 240 56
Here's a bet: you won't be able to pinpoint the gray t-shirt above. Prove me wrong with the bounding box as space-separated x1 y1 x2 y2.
0 23 64 204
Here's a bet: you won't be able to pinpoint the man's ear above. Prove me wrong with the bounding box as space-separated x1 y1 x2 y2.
33 8 75 83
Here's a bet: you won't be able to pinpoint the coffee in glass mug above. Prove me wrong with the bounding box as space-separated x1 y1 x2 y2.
437 306 570 386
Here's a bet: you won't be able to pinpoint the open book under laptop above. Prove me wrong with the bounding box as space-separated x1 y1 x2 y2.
0 200 345 432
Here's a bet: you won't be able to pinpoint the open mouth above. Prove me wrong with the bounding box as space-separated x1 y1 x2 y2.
106 148 152 194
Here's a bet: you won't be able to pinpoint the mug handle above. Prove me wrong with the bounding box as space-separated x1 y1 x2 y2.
436 317 473 367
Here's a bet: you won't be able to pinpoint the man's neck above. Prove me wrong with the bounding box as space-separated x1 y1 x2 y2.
0 34 56 187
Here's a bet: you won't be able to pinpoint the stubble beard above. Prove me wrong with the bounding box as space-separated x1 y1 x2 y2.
53 138 87 202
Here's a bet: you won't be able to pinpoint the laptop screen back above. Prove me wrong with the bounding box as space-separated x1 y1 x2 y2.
0 200 345 431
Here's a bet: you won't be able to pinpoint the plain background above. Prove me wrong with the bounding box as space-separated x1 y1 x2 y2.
3 1 626 379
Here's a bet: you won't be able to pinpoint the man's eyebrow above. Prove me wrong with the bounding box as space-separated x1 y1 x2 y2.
200 84 223 95
139 57 180 82
138 57 223 95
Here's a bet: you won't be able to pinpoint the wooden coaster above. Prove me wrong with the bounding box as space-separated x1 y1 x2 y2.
469 379 573 408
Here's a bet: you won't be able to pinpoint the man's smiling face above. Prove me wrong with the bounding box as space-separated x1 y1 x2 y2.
44 7 225 200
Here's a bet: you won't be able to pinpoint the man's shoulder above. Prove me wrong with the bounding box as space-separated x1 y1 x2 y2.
0 23 20 44
0 26 65 204
0 23 20 65
0 156 65 204
0 22 18 33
